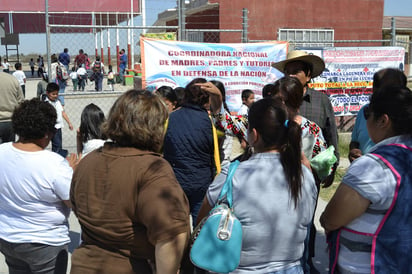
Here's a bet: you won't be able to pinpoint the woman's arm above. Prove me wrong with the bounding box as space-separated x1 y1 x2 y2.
155 232 188 274
320 183 371 233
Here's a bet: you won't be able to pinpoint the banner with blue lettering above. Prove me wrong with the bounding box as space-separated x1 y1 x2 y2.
302 47 405 116
141 37 288 111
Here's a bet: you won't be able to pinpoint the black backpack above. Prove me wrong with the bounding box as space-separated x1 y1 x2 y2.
93 61 102 73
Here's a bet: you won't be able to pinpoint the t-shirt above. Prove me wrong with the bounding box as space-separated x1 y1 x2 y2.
44 97 64 129
70 143 190 273
237 104 249 116
351 104 375 154
0 142 72 245
338 134 412 273
207 152 317 273
12 70 26 86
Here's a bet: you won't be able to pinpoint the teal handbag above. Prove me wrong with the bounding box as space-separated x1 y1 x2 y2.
190 160 243 273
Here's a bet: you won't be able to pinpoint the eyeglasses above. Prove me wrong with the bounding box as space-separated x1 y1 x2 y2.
363 105 370 120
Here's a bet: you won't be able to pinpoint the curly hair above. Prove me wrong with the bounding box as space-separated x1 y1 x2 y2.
12 98 57 140
183 78 209 106
102 89 168 152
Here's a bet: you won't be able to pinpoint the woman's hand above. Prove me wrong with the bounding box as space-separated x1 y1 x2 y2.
196 82 222 114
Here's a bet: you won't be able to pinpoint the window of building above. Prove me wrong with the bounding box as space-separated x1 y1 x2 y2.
278 29 334 47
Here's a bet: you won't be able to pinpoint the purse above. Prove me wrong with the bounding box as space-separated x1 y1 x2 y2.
190 160 242 273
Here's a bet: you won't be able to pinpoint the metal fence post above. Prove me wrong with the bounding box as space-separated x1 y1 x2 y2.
391 17 396 46
242 8 248 43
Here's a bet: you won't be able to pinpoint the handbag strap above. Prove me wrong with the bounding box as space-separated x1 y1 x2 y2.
217 160 240 207
210 116 221 175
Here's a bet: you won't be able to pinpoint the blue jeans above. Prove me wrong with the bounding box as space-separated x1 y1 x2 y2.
0 238 68 274
94 72 103 91
51 128 67 158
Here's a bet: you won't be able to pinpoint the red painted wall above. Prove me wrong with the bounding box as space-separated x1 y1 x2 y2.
215 0 384 45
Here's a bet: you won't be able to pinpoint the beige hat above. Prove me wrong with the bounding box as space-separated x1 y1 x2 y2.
271 50 325 78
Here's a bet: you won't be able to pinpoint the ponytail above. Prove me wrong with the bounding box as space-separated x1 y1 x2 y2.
248 98 303 207
279 118 302 208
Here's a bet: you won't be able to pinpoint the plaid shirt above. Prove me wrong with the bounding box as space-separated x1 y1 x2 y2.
300 88 339 162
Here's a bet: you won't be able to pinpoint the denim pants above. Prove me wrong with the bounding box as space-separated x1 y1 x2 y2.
0 238 68 274
51 128 67 158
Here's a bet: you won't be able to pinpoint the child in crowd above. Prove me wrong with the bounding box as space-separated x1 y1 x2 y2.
237 89 255 116
44 83 73 157
70 67 78 91
107 65 115 91
12 62 26 97
76 103 106 159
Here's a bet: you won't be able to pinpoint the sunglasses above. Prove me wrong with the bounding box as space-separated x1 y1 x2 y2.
363 105 370 120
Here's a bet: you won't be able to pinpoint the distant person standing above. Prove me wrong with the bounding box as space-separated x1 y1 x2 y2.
0 72 24 143
12 63 26 97
29 58 35 77
91 56 105 91
1 58 10 73
50 54 68 105
59 48 70 72
37 56 44 77
119 49 127 85
70 67 78 91
74 49 87 69
76 65 87 91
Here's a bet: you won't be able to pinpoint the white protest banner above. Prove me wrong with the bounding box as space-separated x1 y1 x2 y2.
141 37 288 111
302 47 405 116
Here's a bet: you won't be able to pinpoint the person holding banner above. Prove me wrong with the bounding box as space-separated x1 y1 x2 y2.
163 78 222 225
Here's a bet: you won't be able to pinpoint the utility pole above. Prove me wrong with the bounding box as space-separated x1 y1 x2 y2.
177 0 185 41
391 17 396 46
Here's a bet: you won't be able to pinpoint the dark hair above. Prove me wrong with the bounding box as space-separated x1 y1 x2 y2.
46 83 59 93
210 80 229 112
12 98 57 140
14 62 22 70
272 76 304 116
156 86 177 103
241 89 254 101
95 56 101 61
64 48 68 53
51 54 58 63
262 83 276 98
183 78 209 106
369 85 412 135
79 104 106 143
248 98 303 207
285 60 312 78
372 68 407 91
102 89 168 152
174 87 185 108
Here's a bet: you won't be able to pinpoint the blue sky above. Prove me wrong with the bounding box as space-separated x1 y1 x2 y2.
1 0 411 56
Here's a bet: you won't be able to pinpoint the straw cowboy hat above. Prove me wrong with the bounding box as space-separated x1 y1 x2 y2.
271 50 325 78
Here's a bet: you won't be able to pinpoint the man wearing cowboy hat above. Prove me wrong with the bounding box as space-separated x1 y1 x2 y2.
272 50 339 182
272 50 339 274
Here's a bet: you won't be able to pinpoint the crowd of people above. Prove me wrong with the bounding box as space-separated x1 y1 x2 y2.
0 48 411 274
